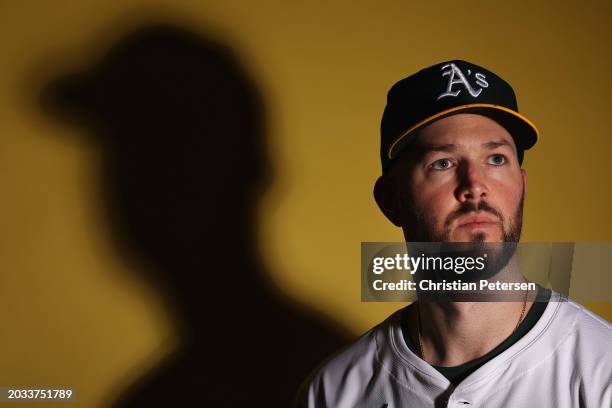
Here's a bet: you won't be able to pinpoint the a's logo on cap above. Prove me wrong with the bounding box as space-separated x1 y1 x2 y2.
437 62 489 100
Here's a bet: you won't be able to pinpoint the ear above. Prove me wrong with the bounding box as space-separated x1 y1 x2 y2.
374 175 403 227
521 168 528 198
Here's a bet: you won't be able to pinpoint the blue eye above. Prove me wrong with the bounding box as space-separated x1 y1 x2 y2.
431 159 453 170
488 154 506 166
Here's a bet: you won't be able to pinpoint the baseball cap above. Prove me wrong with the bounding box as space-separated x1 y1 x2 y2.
380 60 539 173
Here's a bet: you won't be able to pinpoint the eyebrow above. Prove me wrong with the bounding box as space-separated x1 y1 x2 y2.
417 139 514 154
481 140 514 149
418 143 456 153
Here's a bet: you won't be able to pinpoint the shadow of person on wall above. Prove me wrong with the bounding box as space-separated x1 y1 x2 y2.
39 23 349 406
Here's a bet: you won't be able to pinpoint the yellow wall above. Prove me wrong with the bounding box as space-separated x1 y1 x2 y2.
1 1 610 406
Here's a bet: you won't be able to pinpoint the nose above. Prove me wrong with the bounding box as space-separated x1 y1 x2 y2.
455 161 488 203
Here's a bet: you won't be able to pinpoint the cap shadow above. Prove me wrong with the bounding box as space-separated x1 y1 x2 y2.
38 22 350 406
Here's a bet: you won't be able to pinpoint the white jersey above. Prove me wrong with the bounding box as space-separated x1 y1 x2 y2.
298 292 612 408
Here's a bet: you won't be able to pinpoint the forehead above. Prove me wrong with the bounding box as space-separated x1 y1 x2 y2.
414 113 517 150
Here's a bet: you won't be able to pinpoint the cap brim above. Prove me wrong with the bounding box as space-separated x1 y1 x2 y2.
387 103 539 160
39 71 101 122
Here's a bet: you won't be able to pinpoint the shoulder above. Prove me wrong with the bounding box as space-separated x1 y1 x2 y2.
559 297 611 345
545 295 611 362
553 298 612 396
567 300 612 402
295 309 403 407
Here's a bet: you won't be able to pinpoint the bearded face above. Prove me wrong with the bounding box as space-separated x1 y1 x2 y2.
376 114 528 291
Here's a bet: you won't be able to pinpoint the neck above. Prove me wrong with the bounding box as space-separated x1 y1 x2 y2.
412 255 535 366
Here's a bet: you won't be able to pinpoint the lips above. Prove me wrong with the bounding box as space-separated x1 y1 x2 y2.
456 212 500 228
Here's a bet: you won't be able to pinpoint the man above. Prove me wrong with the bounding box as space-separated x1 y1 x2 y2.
298 60 611 407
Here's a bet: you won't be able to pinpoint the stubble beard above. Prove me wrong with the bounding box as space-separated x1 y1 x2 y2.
403 190 524 244
404 190 525 287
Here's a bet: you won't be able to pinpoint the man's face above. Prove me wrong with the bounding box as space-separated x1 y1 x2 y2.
391 113 526 243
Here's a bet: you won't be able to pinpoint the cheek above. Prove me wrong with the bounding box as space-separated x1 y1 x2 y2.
410 182 457 224
490 177 524 217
